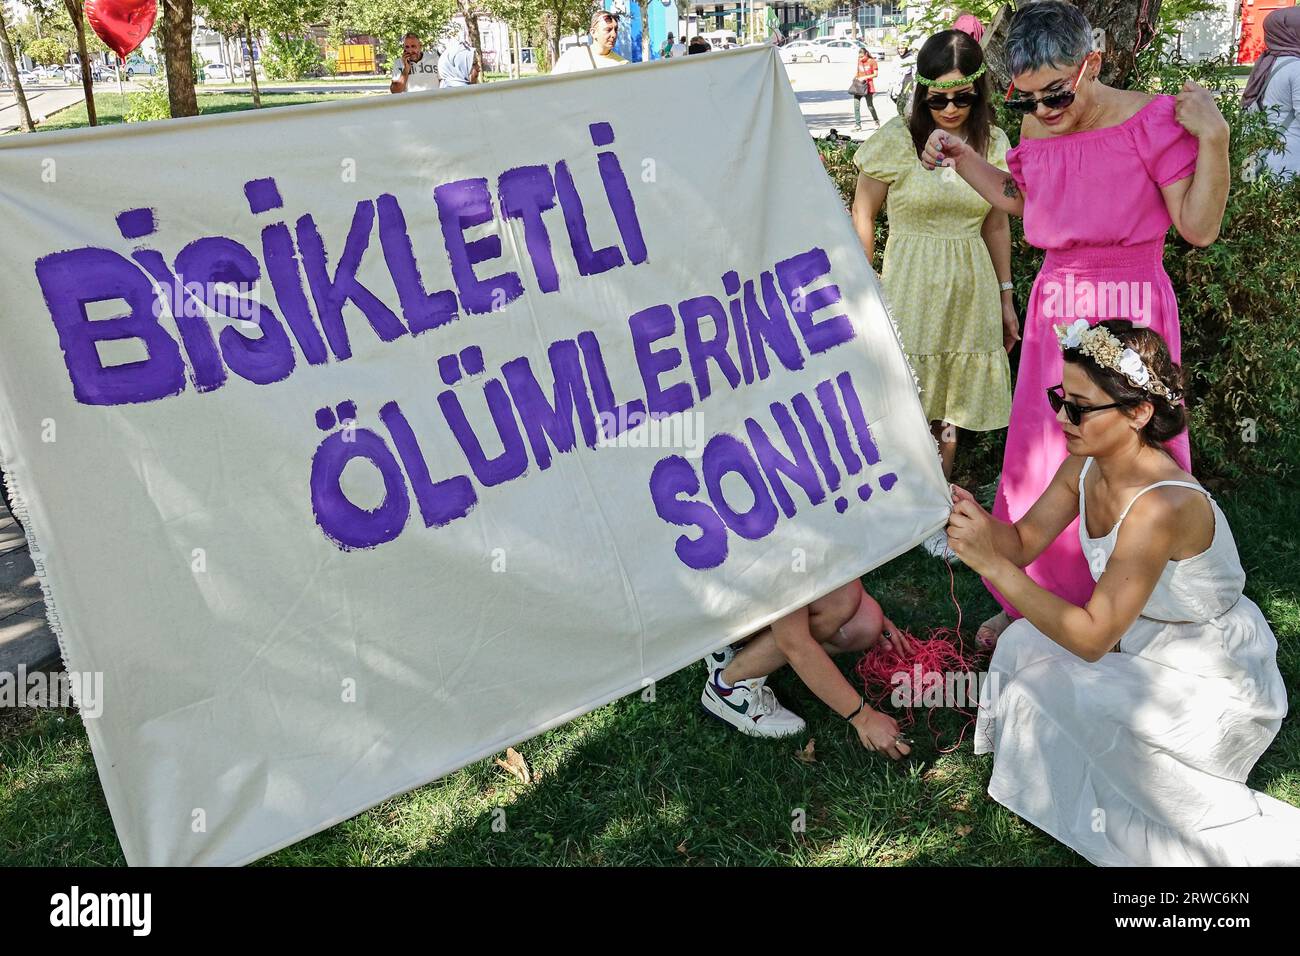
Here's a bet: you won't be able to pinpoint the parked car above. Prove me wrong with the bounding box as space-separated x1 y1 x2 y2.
123 55 157 78
17 70 40 87
63 63 113 83
204 62 244 82
811 39 860 64
779 40 821 64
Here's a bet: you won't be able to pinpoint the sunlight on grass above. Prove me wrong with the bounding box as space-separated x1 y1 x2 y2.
1 476 1296 866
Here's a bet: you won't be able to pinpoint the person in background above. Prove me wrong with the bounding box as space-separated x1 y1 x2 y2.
891 44 917 116
1242 6 1300 180
438 32 480 87
660 31 676 58
850 45 880 131
920 0 1229 645
551 11 629 73
688 36 710 55
389 33 440 93
952 13 985 43
671 34 688 58
852 29 1015 560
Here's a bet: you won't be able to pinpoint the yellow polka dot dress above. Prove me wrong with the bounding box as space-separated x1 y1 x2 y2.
853 116 1012 432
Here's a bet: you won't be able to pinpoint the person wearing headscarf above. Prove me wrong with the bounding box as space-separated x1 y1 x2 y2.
952 13 985 43
1242 6 1300 179
438 34 480 88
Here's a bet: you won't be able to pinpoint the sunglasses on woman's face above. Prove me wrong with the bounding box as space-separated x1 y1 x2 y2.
926 91 978 110
1046 384 1133 427
1004 58 1089 115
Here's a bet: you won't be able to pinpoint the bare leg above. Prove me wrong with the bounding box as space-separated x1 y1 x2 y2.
722 582 880 683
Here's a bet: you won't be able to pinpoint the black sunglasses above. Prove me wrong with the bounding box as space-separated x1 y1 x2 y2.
1005 59 1089 115
925 91 979 110
1046 384 1134 427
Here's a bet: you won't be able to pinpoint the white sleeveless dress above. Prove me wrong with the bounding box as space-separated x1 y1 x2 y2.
974 457 1300 866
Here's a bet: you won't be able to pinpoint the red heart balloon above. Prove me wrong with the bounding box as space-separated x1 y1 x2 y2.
85 0 157 60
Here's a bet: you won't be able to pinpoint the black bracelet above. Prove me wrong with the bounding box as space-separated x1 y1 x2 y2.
845 696 866 722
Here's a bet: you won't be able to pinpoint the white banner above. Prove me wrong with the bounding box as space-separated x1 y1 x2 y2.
0 47 949 865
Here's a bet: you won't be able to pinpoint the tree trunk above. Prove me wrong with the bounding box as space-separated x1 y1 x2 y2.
243 15 261 107
460 3 485 76
64 0 97 126
159 0 198 117
0 4 34 132
983 0 1163 92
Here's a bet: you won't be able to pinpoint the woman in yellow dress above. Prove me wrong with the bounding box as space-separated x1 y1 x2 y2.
851 29 1017 560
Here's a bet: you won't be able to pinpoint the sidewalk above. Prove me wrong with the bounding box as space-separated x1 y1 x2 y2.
0 498 58 674
0 85 86 134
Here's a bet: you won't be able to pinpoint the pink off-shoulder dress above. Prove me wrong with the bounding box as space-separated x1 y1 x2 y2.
986 94 1199 616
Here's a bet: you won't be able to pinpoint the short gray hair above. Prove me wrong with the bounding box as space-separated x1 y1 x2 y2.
1006 1 1093 76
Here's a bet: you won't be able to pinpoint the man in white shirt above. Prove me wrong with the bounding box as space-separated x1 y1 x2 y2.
389 33 440 93
670 35 688 58
550 11 629 74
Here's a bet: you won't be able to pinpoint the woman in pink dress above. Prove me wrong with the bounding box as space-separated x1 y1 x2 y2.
919 1 1230 642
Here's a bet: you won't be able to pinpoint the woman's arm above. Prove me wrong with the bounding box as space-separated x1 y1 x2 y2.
921 129 1026 216
980 493 1182 661
949 456 1083 569
980 207 1020 351
851 172 889 265
1162 80 1230 247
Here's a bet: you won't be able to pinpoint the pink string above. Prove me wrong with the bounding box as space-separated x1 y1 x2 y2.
854 558 986 753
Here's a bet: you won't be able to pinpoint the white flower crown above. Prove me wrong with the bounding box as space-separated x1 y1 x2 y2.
1055 319 1182 402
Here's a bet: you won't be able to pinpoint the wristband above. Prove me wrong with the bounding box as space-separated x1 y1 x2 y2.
999 280 1014 292
845 697 866 722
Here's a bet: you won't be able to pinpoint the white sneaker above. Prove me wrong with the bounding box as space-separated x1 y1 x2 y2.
921 528 963 564
701 674 806 738
702 645 735 676
703 644 767 690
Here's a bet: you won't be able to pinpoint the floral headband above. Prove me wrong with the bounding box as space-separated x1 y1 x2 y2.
916 63 986 90
1056 320 1182 402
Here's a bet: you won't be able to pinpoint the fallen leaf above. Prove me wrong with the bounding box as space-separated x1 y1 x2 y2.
795 738 816 763
494 746 531 785
676 840 688 855
956 824 973 837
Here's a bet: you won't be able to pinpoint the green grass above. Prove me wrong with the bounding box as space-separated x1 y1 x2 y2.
2 456 1296 866
23 91 371 134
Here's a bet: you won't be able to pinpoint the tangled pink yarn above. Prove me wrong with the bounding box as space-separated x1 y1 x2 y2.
854 560 985 752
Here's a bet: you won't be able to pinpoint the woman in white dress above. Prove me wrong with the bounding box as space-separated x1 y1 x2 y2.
946 318 1300 866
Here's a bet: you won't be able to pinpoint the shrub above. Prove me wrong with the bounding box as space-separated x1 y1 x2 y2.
264 36 324 81
123 79 171 123
1143 57 1300 480
819 56 1300 483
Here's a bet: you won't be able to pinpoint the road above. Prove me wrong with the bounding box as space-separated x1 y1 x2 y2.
782 58 907 142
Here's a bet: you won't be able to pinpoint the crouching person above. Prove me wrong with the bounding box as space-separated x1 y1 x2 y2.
700 581 915 759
